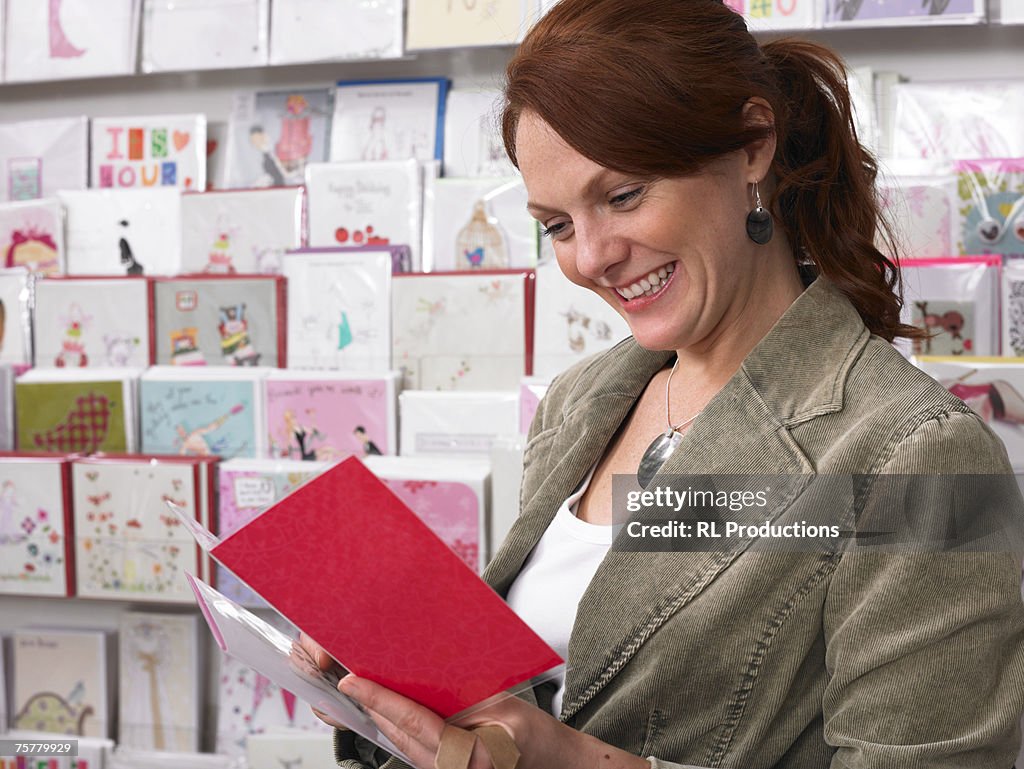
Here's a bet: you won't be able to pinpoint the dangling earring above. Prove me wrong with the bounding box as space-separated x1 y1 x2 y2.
746 180 773 245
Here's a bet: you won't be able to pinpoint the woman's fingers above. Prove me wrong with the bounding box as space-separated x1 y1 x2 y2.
310 706 346 731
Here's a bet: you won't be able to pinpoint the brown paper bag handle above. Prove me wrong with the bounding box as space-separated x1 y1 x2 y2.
435 723 520 769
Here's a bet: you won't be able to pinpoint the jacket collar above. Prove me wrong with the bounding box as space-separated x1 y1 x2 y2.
488 277 871 719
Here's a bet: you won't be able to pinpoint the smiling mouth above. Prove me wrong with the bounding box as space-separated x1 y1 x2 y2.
614 263 676 300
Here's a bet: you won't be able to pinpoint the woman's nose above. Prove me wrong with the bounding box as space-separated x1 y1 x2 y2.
572 221 629 282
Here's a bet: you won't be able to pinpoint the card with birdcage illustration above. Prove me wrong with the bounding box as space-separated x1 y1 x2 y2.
424 177 538 272
15 369 141 454
899 256 1000 357
392 270 534 391
71 458 202 602
955 159 1024 258
0 454 74 597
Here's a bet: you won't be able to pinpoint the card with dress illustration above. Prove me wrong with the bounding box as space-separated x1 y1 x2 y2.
405 0 536 49
268 0 402 64
3 0 139 82
330 78 449 164
0 116 88 202
899 256 1000 357
224 88 334 189
152 275 286 367
955 159 1024 258
118 612 201 752
60 188 184 277
442 90 516 179
0 454 73 597
180 188 305 275
16 368 142 453
823 0 983 25
282 248 392 371
305 160 422 269
91 114 206 192
140 366 267 459
0 199 65 274
1002 258 1024 356
33 277 155 369
424 177 538 271
393 270 535 390
723 0 819 30
141 0 269 73
265 370 399 461
532 258 631 378
0 268 32 366
399 391 519 459
877 170 957 259
12 628 113 737
71 455 206 601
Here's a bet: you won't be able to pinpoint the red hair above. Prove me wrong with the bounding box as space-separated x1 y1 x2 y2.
502 0 920 342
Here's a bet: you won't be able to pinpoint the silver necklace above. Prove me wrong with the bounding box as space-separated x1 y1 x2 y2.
637 358 699 488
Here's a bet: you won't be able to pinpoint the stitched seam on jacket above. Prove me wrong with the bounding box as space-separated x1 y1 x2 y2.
706 553 841 767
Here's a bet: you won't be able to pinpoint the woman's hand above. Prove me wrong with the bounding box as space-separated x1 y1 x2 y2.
291 632 349 729
338 674 650 769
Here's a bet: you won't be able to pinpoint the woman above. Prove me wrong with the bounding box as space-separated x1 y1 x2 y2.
310 1 1024 767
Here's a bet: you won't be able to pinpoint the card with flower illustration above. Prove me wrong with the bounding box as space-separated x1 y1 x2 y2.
283 248 392 371
34 277 155 369
533 258 631 378
0 199 65 275
152 276 286 367
16 368 142 454
329 78 449 164
0 268 32 366
393 270 534 390
955 159 1024 258
60 188 184 277
899 256 1000 357
71 456 205 602
4 0 139 82
0 454 73 597
141 0 269 73
305 160 422 268
119 612 201 752
878 169 957 259
424 177 538 272
140 366 267 459
0 117 88 202
180 188 305 275
269 0 402 64
443 90 516 179
224 88 334 189
91 114 206 192
823 0 983 25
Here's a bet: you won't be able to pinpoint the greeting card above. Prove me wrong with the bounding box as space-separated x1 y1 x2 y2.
724 0 819 30
877 170 957 258
34 277 154 369
899 256 1000 357
393 270 534 390
12 628 113 737
0 116 88 202
532 258 630 378
91 115 206 192
823 0 983 25
914 357 1024 470
305 160 422 268
72 456 207 601
180 188 305 275
16 368 142 453
330 78 449 164
4 0 139 82
955 159 1024 258
245 731 335 769
0 454 73 597
141 0 269 73
405 0 535 49
519 376 551 435
0 268 31 366
224 88 334 189
140 367 267 459
443 90 515 179
0 366 14 449
1002 0 1024 22
268 0 402 64
0 199 65 274
1002 258 1024 357
60 188 183 276
119 612 201 752
153 276 286 367
108 748 234 768
892 81 1024 162
489 435 525 557
425 177 538 271
283 248 392 371
3 731 114 768
206 121 228 190
399 391 519 459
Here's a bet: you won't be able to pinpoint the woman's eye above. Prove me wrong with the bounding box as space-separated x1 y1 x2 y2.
541 221 572 240
610 187 644 207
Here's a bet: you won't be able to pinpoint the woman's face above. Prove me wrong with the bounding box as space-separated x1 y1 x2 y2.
516 111 768 355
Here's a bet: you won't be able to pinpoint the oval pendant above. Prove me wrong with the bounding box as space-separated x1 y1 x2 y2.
745 206 773 245
637 430 683 489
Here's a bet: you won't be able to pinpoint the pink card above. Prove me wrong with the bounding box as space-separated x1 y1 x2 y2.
208 457 561 718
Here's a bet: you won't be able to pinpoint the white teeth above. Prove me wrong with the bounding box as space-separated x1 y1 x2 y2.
658 268 667 280
639 278 651 291
666 263 675 273
647 272 660 285
617 263 675 301
617 286 634 300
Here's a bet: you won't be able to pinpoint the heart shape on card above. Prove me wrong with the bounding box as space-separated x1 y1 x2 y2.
206 139 219 156
173 131 190 151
